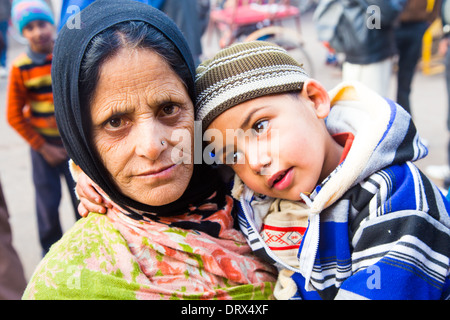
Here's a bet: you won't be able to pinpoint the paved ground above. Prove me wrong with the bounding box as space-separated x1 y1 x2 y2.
1 11 448 281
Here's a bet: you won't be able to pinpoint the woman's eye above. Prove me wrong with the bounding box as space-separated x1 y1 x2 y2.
161 105 179 116
252 119 269 135
104 116 128 130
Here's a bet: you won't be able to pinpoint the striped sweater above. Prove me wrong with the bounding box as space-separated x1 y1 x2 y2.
234 82 450 300
6 50 60 150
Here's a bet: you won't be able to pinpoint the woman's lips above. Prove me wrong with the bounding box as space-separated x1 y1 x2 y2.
136 164 177 179
270 167 294 191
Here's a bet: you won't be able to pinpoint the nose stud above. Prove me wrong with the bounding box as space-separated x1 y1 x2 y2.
161 140 166 146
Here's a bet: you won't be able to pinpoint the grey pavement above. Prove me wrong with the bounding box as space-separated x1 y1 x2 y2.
1 11 449 281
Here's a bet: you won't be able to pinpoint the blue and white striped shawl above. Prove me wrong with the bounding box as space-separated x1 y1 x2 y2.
235 82 450 300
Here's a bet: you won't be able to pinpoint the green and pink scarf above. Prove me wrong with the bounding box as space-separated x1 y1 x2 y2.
23 192 276 300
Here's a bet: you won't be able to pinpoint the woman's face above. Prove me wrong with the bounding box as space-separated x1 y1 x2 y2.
90 48 194 206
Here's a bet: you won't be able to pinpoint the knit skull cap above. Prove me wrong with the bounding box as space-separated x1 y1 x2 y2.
195 41 309 130
11 0 54 34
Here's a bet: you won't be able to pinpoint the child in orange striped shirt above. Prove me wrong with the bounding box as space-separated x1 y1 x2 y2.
6 0 79 255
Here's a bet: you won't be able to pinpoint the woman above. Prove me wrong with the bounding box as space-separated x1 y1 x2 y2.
22 0 276 300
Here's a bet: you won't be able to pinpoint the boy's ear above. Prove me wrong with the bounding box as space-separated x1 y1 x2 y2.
300 79 330 119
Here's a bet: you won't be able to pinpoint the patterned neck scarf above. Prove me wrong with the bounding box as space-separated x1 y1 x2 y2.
23 192 277 300
99 190 277 299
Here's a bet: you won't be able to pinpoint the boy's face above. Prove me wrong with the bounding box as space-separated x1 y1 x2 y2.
206 80 343 201
22 20 54 54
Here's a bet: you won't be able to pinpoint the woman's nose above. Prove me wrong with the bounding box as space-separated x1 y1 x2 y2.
134 122 167 160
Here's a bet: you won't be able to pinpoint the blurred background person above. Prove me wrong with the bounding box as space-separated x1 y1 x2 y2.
0 177 27 300
395 0 441 116
425 0 450 189
6 0 79 255
0 0 11 77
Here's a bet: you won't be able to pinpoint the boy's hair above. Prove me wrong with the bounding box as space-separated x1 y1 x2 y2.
195 41 309 131
11 0 54 34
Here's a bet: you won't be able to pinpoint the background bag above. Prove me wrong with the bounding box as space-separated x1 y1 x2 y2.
313 0 370 53
314 0 404 54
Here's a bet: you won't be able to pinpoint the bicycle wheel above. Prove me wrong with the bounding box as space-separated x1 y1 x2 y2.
245 26 314 77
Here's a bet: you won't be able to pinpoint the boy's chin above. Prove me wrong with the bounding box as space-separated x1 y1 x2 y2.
31 42 53 53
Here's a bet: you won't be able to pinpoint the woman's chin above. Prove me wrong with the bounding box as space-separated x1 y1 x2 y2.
129 185 185 207
146 190 185 206
124 176 191 207
117 164 194 207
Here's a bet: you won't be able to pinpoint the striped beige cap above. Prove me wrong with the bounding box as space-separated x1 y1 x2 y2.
195 41 309 130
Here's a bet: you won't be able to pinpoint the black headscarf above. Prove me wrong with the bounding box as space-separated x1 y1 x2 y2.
53 0 222 216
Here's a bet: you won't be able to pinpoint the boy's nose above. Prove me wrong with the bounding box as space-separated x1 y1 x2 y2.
248 153 272 175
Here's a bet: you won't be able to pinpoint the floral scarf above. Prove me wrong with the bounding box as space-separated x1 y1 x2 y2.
23 192 277 300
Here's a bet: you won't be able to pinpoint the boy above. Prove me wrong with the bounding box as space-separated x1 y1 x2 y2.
195 41 450 300
6 0 79 255
77 41 450 299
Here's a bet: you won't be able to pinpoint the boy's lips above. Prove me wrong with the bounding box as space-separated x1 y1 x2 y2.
268 167 294 190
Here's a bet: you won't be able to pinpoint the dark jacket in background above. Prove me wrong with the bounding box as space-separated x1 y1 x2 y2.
400 0 441 23
345 0 406 64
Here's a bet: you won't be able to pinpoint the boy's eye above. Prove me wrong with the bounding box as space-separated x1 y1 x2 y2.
252 120 269 135
226 151 244 165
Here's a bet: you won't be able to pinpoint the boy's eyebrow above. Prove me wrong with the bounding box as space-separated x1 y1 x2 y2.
240 106 265 129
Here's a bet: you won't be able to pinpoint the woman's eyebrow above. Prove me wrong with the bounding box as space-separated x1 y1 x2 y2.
147 96 173 108
147 87 186 106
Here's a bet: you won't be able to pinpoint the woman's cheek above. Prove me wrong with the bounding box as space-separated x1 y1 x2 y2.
94 134 129 172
